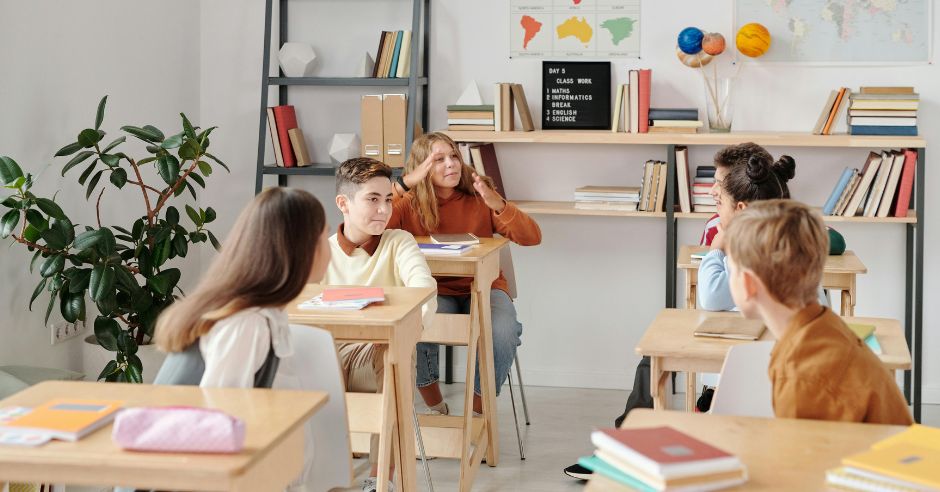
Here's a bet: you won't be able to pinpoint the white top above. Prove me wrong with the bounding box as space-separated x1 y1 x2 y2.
199 307 293 388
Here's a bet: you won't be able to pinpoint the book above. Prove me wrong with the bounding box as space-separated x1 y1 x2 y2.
877 151 906 218
629 70 639 133
0 399 123 441
510 83 535 132
676 146 692 214
266 107 285 167
849 110 918 117
595 449 748 492
834 172 861 216
431 233 480 245
447 118 496 125
648 161 662 212
322 287 385 304
693 205 718 213
578 455 656 492
271 105 298 167
864 152 894 217
850 125 918 136
448 125 496 131
860 86 915 94
850 100 919 110
377 31 394 78
501 83 514 131
637 69 651 133
647 127 698 134
842 443 940 490
575 185 640 196
388 30 403 78
847 323 875 340
287 128 311 167
827 466 927 492
694 317 766 340
418 243 472 256
849 117 917 127
299 294 376 311
871 424 940 452
696 167 716 177
656 162 668 212
812 90 839 135
447 111 495 119
843 152 883 217
476 143 506 195
591 426 743 479
622 83 630 132
850 92 920 100
649 120 703 128
611 83 624 133
494 83 502 132
574 201 638 211
468 145 486 176
396 30 412 78
823 167 855 215
648 108 698 121
893 149 917 217
447 104 495 112
823 87 848 135
371 31 388 78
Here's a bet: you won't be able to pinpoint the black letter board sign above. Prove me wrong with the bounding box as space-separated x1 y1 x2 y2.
542 61 611 130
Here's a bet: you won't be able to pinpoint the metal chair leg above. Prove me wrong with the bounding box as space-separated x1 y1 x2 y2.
413 406 434 492
513 353 530 425
507 372 526 460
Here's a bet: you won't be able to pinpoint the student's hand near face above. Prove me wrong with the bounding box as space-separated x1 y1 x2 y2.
472 173 506 213
711 222 725 251
403 151 439 190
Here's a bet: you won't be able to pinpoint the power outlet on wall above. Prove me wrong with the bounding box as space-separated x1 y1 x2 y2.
49 320 85 345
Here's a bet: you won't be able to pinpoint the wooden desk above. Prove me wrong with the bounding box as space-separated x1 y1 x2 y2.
287 284 434 492
678 245 868 316
416 236 508 489
0 380 327 491
637 309 912 411
585 409 907 492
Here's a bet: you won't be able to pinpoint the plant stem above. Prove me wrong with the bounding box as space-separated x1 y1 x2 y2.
96 189 105 228
126 180 162 194
128 157 155 228
154 157 201 214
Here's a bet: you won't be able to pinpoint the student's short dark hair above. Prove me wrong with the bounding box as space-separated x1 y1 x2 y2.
336 157 393 196
714 142 796 203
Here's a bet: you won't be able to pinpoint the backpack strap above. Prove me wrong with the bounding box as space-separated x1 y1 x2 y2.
252 317 281 388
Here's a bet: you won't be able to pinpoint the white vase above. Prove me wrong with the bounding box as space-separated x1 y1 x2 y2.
81 335 166 384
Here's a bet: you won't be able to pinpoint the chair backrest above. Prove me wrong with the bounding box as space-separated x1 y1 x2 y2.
276 325 353 492
709 341 775 418
499 242 518 299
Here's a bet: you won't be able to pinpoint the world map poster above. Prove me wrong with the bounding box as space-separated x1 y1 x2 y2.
735 0 931 63
510 0 641 59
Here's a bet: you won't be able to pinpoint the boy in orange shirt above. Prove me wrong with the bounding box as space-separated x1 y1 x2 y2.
725 199 912 425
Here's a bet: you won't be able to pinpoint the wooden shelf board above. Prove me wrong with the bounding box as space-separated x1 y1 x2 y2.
442 130 926 149
513 200 664 218
674 210 918 224
269 76 428 87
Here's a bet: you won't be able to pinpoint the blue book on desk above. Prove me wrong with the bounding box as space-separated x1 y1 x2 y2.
418 243 472 256
823 167 855 215
850 125 918 136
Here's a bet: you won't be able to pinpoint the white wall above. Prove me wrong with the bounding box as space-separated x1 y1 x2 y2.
0 1 201 376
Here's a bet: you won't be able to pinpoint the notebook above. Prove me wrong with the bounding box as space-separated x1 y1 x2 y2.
594 449 748 491
430 233 479 245
0 399 123 441
842 443 940 490
418 243 472 256
694 317 766 341
847 323 876 340
591 426 743 479
827 466 926 492
322 287 385 303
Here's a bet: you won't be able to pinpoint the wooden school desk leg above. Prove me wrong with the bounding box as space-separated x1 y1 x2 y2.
459 303 484 492
392 311 421 492
842 277 856 316
376 348 397 492
476 280 500 467
686 277 696 309
686 372 697 412
649 357 669 410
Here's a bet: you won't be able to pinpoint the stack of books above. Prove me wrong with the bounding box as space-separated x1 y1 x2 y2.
693 166 717 213
580 426 748 491
648 108 703 134
371 30 412 79
298 287 386 311
610 69 652 133
574 186 640 211
826 424 940 491
821 149 917 218
638 161 667 213
848 87 919 136
447 104 495 131
266 105 311 168
812 86 851 135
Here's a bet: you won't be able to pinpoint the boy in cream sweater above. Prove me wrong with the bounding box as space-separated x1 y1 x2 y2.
323 157 437 492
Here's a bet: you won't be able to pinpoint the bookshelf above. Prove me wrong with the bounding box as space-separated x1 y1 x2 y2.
447 129 927 422
254 0 430 192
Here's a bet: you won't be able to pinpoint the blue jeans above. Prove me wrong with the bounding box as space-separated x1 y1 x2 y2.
415 290 523 396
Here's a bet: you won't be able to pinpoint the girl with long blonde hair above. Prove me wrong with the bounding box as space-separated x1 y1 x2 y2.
389 132 541 416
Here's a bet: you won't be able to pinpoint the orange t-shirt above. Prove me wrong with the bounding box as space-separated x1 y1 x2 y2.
388 191 541 296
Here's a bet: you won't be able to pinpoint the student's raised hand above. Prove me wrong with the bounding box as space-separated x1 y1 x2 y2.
402 151 439 190
711 223 725 252
472 173 506 213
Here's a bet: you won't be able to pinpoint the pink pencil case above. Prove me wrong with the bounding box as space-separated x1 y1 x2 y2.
112 406 245 453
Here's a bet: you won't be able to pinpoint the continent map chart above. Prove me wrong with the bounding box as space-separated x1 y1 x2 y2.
511 0 641 59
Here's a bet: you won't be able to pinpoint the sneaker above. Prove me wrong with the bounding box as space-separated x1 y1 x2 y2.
361 477 395 492
563 462 593 481
425 401 449 416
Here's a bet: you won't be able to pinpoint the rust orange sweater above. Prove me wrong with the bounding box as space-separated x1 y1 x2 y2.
388 191 541 296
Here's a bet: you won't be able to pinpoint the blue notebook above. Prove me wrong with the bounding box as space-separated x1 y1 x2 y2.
823 167 855 215
578 455 656 492
388 31 403 78
418 243 471 255
850 125 918 136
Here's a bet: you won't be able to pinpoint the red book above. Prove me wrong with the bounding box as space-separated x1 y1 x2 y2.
638 69 652 133
271 105 298 167
477 143 506 197
591 426 741 479
892 149 917 217
322 287 385 303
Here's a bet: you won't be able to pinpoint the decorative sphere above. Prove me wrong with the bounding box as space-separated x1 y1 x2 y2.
702 33 726 56
736 23 771 58
677 27 704 55
676 45 713 68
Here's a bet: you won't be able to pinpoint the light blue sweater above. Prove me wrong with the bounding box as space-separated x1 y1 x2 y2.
698 249 829 311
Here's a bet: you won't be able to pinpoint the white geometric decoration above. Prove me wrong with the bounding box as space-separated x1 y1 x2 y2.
357 52 375 78
278 42 318 77
329 133 361 164
455 81 483 106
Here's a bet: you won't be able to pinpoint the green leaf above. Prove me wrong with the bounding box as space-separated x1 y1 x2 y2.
181 113 197 139
29 278 47 310
156 154 180 186
78 128 103 148
29 250 42 273
196 160 212 176
188 172 206 188
197 126 218 146
25 209 47 230
185 205 201 226
121 125 162 143
60 291 84 323
165 206 179 225
101 136 126 154
73 229 105 251
23 224 40 243
95 293 118 316
160 133 184 149
86 170 103 200
142 125 165 141
114 265 139 292
172 233 188 258
147 268 180 296
137 248 152 277
35 198 66 220
44 288 57 325
100 154 120 167
131 218 145 241
40 255 65 277
178 139 201 160
97 360 119 381
207 230 222 251
152 237 171 267
204 153 229 172
95 95 108 130
0 156 24 186
89 265 115 301
78 159 98 185
118 330 138 355
68 268 92 293
94 316 120 351
96 228 116 256
1 195 16 208
204 207 217 224
40 227 67 250
61 151 95 176
113 225 131 235
110 168 128 188
125 363 142 383
138 156 156 165
128 353 143 374
52 217 74 244
131 289 152 312
54 142 84 157
0 209 19 238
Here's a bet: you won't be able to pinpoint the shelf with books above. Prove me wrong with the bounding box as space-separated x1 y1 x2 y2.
261 165 337 176
673 210 917 224
443 130 926 149
268 76 429 87
513 200 665 218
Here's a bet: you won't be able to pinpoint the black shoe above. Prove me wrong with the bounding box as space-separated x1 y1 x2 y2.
563 462 593 481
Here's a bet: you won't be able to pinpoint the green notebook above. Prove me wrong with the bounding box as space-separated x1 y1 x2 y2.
578 455 656 492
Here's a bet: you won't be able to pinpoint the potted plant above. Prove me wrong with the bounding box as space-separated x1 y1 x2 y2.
0 96 226 383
